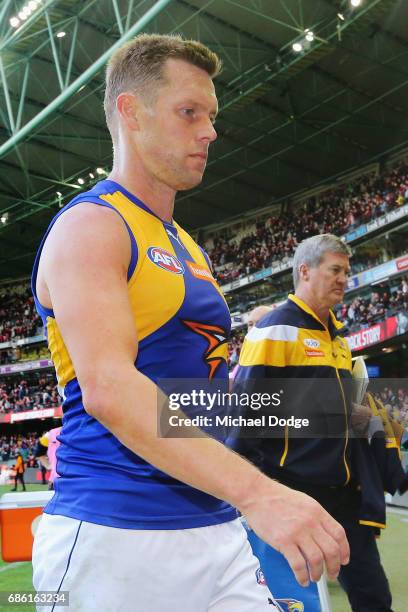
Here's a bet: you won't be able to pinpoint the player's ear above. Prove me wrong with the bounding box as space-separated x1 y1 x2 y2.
298 263 310 282
116 92 140 131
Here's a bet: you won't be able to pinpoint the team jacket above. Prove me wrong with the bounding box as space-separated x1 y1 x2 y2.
31 179 236 529
233 294 405 528
234 294 354 488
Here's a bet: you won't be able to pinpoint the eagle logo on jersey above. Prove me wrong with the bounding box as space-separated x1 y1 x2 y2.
182 320 227 380
273 599 304 611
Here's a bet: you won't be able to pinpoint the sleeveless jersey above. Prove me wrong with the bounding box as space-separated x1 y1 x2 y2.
31 179 237 529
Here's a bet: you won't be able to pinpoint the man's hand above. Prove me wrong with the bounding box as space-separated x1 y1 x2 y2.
351 402 372 436
240 474 350 587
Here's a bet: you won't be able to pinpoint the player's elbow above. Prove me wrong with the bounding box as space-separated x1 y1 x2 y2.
80 362 146 430
80 364 134 423
81 379 115 422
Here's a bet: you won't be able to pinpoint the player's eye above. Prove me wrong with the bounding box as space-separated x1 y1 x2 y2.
181 108 195 118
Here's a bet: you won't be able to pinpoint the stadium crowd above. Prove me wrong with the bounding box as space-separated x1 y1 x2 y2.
227 329 245 369
0 284 42 344
0 375 60 414
0 344 50 365
207 160 408 285
0 433 40 462
375 387 408 427
335 277 408 331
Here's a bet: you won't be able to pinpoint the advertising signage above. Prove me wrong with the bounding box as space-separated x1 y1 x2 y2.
346 312 408 352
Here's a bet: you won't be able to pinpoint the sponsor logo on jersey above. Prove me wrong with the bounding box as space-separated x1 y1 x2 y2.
256 567 267 586
186 260 215 283
303 338 320 349
147 247 184 275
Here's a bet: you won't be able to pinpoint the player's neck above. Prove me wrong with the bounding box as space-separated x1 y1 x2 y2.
295 289 330 327
109 156 175 223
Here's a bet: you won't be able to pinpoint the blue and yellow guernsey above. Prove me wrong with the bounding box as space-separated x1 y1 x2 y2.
31 180 237 529
234 294 354 488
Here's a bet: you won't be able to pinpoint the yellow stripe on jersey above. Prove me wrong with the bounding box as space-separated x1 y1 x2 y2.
99 192 224 343
100 192 185 342
46 316 76 390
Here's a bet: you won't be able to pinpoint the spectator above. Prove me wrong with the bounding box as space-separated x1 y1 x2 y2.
0 374 60 415
11 451 26 492
205 159 408 285
335 277 408 331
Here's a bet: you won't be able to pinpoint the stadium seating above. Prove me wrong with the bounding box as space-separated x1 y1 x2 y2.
0 376 60 415
205 160 408 286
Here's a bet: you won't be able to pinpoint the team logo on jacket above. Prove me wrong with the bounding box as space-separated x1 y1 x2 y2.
305 350 325 357
147 247 184 274
256 567 267 586
304 338 320 349
304 338 324 356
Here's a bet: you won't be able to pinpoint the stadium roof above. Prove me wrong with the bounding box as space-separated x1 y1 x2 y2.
0 0 407 281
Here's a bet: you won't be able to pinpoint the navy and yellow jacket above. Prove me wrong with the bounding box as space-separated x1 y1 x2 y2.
233 294 406 528
234 294 353 488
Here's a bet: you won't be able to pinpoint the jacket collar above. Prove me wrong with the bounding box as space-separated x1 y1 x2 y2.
288 293 345 333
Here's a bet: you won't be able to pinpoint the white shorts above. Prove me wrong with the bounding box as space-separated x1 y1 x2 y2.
32 515 279 611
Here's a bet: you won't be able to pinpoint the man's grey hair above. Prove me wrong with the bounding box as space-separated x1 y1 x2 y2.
292 234 352 288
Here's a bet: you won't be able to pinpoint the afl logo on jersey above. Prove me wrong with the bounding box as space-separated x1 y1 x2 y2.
148 247 184 275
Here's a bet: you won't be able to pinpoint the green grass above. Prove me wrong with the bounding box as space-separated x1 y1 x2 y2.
328 511 408 612
0 485 407 611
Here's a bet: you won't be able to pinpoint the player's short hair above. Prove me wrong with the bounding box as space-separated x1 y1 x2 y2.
104 33 222 140
293 234 352 288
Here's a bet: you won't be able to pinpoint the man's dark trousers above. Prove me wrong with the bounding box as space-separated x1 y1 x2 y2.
283 479 392 612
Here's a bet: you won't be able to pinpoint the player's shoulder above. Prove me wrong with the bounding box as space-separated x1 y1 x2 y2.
49 202 129 249
42 202 131 274
56 200 122 228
